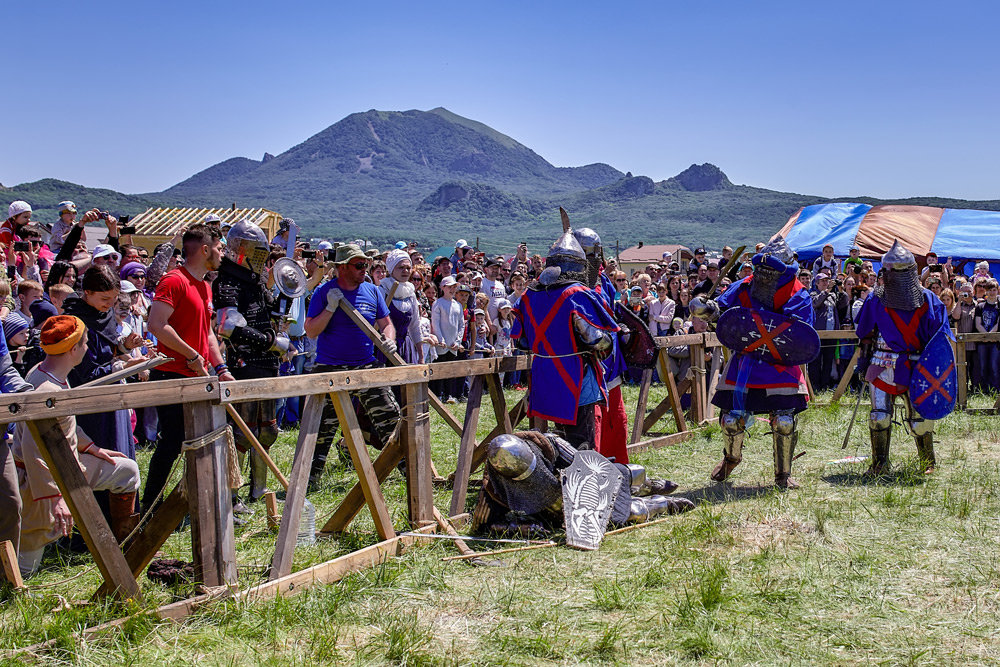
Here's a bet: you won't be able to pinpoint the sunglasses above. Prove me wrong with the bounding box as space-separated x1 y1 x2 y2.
348 261 370 270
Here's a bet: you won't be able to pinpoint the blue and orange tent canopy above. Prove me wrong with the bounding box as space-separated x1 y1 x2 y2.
775 203 1000 266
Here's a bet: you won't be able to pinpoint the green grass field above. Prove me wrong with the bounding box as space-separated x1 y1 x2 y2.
3 386 1000 665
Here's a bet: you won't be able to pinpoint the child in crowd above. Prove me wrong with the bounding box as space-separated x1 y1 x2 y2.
471 309 494 359
974 279 1000 391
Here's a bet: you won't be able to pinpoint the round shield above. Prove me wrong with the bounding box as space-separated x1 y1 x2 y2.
909 328 957 420
272 257 308 299
716 306 819 366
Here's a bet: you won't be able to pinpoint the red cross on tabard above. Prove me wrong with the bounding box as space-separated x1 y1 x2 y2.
886 302 928 349
520 285 587 393
743 311 792 361
914 362 954 404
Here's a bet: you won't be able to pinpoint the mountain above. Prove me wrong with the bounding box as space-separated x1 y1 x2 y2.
6 108 1000 251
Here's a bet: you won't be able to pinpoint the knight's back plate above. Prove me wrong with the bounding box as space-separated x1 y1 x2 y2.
560 450 623 551
716 306 820 366
909 328 957 420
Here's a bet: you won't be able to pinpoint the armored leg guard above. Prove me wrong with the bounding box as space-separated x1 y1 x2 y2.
903 407 936 474
248 449 270 502
627 495 695 522
866 385 893 477
711 410 747 482
625 463 678 496
770 411 799 489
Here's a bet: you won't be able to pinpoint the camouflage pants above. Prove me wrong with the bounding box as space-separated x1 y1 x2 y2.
310 362 401 482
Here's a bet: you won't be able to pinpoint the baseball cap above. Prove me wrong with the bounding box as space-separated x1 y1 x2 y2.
57 201 77 214
455 239 468 248
317 241 333 250
204 214 222 224
485 256 502 268
119 280 139 294
456 283 472 293
694 247 706 254
93 244 122 264
708 261 720 270
473 308 485 316
497 298 512 310
440 275 457 287
395 241 407 249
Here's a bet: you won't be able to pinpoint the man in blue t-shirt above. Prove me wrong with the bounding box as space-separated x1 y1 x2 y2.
304 244 400 489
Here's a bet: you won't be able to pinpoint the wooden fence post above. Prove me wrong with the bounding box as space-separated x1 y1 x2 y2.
689 339 708 424
404 382 434 527
955 337 968 409
183 400 237 589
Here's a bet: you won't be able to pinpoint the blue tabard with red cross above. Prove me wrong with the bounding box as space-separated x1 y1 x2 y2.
716 273 814 390
855 288 952 395
512 281 620 424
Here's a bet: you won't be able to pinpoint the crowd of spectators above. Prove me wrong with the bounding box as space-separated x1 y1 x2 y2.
3 197 1000 577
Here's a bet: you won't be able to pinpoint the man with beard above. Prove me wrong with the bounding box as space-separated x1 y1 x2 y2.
214 219 291 507
143 224 233 510
855 240 953 476
511 231 619 449
691 237 815 489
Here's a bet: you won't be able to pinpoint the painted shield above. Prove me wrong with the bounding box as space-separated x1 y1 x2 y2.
560 450 623 551
716 306 820 366
614 302 658 369
909 328 957 420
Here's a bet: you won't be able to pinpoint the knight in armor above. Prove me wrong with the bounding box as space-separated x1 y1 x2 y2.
511 231 620 450
471 431 694 537
214 219 292 505
573 226 632 463
691 237 815 489
855 240 953 475
377 249 424 364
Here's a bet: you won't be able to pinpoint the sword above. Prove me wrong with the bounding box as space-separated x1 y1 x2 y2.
841 382 867 450
707 244 746 297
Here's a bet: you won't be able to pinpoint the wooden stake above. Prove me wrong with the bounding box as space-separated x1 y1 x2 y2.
450 375 484 516
270 394 323 580
432 508 481 563
442 541 558 561
657 349 688 433
1 540 23 589
264 492 280 531
331 391 396 541
319 435 404 535
404 382 434 526
830 346 861 403
225 404 289 490
630 369 653 444
24 418 141 601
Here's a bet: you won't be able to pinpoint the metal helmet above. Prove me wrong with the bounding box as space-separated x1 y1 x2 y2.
877 240 924 309
573 227 603 287
543 231 588 284
226 218 270 275
751 236 796 308
486 434 537 480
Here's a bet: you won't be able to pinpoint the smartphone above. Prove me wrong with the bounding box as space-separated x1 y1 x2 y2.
13 241 30 252
301 250 316 259
120 225 137 235
173 248 182 257
326 249 337 262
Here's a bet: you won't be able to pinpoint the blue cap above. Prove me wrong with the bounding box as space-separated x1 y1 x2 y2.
395 241 407 249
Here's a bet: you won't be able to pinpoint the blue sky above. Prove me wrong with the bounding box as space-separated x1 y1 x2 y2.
3 1 998 199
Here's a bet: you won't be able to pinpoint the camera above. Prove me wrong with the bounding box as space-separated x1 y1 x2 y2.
98 211 111 221
120 225 137 235
301 250 316 260
326 249 337 262
13 241 30 252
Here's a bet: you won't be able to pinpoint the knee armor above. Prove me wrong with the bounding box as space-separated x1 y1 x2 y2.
770 413 796 436
904 418 933 437
720 411 748 436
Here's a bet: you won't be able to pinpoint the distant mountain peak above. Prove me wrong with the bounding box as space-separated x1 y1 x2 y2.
671 163 732 191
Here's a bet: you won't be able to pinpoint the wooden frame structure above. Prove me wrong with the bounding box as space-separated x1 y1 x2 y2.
3 326 996 653
128 207 283 252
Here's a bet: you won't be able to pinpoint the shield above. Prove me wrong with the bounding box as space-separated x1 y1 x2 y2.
909 328 957 420
614 302 657 369
560 450 623 550
716 306 820 366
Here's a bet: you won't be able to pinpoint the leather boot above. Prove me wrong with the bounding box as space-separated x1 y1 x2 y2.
109 492 140 543
914 432 936 474
710 455 742 483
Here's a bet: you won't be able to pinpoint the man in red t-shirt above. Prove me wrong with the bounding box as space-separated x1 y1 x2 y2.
142 223 231 510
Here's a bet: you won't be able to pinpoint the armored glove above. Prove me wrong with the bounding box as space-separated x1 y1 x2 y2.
688 296 720 322
325 288 345 312
382 338 398 357
270 332 291 355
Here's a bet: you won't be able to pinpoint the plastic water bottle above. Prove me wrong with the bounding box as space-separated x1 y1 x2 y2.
296 498 316 546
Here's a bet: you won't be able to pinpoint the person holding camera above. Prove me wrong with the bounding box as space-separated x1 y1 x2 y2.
809 271 848 391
